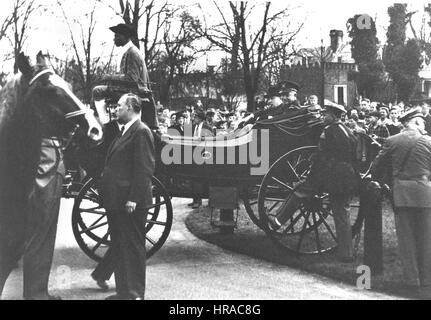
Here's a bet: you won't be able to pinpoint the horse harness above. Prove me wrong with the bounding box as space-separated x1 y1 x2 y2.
28 69 91 186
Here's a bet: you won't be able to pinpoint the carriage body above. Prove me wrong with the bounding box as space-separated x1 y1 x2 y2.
68 80 381 261
156 108 324 199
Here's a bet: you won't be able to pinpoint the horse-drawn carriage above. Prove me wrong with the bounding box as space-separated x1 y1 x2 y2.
65 80 380 262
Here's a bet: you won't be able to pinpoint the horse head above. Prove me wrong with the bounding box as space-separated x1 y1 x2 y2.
16 51 103 142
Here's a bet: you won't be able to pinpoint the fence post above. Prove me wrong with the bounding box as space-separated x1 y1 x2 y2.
363 180 383 275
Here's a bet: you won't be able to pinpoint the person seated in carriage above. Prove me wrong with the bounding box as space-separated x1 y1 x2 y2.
239 80 301 126
304 94 323 117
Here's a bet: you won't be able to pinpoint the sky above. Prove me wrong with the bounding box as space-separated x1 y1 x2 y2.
0 0 430 74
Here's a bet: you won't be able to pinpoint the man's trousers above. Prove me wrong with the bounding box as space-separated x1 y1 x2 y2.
394 207 431 287
106 208 147 299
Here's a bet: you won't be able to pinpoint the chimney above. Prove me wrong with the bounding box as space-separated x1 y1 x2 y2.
330 30 343 53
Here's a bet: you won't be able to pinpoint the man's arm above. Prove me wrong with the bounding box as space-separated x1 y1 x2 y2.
128 126 156 205
370 138 393 180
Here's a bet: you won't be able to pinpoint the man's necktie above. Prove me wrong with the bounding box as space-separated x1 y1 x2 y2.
119 126 125 137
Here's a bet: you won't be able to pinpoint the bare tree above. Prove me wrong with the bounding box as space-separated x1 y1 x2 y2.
0 11 13 41
198 1 302 111
58 0 114 103
4 0 42 73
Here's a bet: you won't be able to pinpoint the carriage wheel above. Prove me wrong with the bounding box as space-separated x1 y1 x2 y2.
258 146 364 255
72 177 173 262
242 183 263 229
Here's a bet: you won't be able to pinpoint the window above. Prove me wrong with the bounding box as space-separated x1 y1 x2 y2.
333 85 347 105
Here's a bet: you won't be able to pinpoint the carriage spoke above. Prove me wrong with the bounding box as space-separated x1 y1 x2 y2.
147 201 168 210
271 177 293 191
248 200 258 206
88 187 99 198
283 206 307 234
295 154 303 167
81 204 103 211
91 231 110 254
286 161 300 181
296 211 311 251
264 197 287 202
79 221 109 234
316 210 337 242
88 214 106 228
146 235 157 246
146 219 167 226
79 208 105 215
267 201 281 214
312 211 322 252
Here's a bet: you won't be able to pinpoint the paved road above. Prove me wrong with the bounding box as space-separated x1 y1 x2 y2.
2 198 401 300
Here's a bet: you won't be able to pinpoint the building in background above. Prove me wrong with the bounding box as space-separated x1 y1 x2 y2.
281 29 358 107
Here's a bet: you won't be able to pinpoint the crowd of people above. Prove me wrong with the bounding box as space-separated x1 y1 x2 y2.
155 95 431 145
155 102 248 137
329 98 431 145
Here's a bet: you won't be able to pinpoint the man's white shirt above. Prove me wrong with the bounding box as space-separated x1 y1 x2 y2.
122 117 140 136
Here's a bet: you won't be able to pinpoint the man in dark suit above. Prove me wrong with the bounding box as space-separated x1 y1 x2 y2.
371 108 431 299
100 93 155 300
86 118 122 291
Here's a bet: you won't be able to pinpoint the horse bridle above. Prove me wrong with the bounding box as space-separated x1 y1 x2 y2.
29 68 100 151
29 68 92 120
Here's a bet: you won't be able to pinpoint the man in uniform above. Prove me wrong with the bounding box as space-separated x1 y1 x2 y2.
371 108 431 298
268 102 358 261
240 80 301 126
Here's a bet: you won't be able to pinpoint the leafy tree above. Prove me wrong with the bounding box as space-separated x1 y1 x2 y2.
346 14 385 99
383 4 422 101
157 10 201 105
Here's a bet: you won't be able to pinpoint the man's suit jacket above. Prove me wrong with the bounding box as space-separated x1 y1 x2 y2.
100 119 155 211
120 45 151 89
371 128 431 207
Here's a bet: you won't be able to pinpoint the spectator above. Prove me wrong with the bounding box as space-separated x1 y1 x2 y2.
201 109 216 137
360 98 371 114
168 111 186 136
305 94 322 117
368 111 390 145
388 106 402 136
370 102 378 113
192 110 206 138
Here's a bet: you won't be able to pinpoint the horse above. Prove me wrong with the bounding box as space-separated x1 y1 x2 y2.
0 51 103 299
